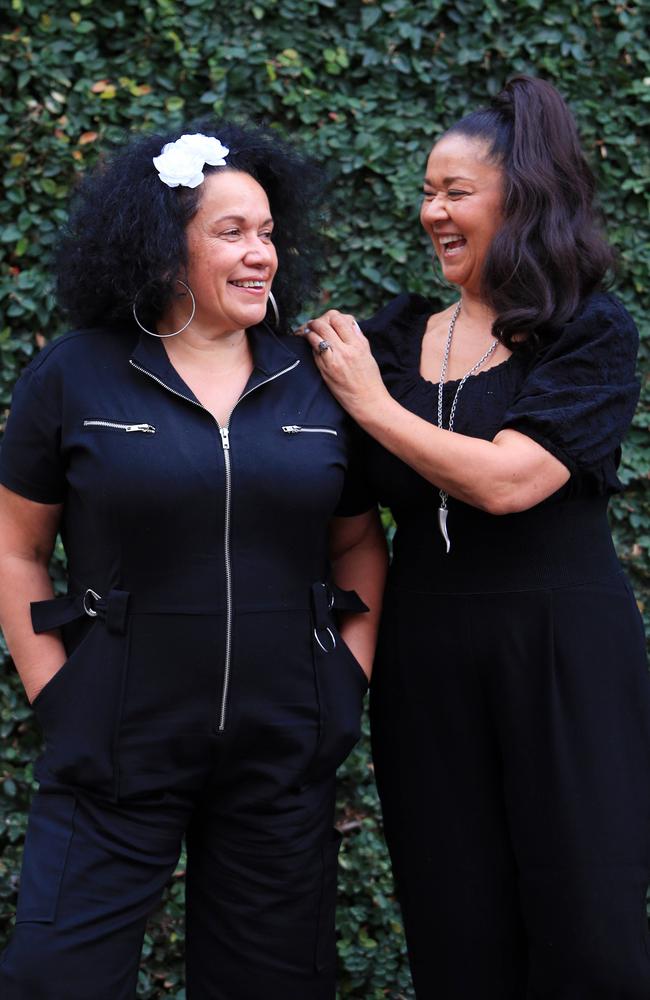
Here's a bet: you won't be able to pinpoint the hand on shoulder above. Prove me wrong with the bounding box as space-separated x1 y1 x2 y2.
295 310 390 419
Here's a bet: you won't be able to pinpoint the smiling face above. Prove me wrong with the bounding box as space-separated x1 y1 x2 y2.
420 134 505 298
175 169 278 336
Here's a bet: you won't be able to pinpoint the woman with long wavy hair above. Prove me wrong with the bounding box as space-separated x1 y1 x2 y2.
302 76 650 997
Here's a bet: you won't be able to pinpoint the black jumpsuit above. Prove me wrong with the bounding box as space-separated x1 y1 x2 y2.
0 322 371 1000
363 291 650 998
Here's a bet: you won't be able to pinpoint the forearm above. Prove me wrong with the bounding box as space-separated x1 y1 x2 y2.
0 554 66 703
330 514 387 678
351 390 506 510
303 312 568 514
351 390 568 515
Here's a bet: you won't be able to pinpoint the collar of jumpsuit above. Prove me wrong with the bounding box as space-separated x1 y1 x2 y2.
129 319 301 402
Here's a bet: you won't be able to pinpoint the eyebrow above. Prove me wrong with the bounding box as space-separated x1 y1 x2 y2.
212 214 274 226
423 176 474 186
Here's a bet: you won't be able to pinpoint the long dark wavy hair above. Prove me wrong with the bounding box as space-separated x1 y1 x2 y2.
56 120 325 334
443 76 615 349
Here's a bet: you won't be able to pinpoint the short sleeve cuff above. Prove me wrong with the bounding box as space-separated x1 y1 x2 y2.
499 418 577 478
0 467 65 505
333 498 377 518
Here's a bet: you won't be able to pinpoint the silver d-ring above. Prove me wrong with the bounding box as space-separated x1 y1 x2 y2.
314 626 337 653
83 588 101 617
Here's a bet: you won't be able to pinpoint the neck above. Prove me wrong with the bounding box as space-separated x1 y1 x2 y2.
457 288 497 328
164 325 252 374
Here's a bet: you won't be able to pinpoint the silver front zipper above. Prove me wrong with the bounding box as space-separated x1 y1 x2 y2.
218 425 233 735
83 419 156 433
215 364 299 732
281 424 337 436
130 356 299 733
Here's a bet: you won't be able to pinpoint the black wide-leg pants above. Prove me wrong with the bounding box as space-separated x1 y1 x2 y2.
0 604 368 1000
370 575 650 999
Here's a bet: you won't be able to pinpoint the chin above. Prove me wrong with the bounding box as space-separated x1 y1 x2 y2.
225 308 267 330
441 264 469 288
248 308 269 328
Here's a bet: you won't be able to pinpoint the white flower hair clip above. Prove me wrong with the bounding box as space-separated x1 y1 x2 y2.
153 133 230 189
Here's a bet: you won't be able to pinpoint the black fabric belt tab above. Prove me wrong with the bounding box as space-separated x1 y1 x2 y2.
31 589 131 636
31 593 86 633
310 581 368 631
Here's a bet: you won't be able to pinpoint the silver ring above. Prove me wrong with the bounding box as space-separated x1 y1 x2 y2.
317 339 331 354
83 588 101 617
313 627 337 653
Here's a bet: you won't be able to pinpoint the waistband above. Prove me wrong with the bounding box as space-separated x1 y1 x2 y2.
390 496 622 594
30 582 368 635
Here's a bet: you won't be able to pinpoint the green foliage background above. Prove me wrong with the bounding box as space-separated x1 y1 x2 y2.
1 1 648 997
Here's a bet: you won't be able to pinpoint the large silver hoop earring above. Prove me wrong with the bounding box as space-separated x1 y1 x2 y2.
132 279 196 338
267 289 280 330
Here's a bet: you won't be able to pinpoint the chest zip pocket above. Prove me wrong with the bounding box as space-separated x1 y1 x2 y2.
83 420 156 433
281 425 337 436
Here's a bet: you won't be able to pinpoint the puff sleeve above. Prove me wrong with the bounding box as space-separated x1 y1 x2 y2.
501 293 640 481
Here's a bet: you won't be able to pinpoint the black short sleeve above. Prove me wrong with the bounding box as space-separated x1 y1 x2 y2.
0 365 65 504
334 423 376 517
501 293 640 476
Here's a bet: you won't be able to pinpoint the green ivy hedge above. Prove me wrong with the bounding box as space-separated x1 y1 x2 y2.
1 1 648 996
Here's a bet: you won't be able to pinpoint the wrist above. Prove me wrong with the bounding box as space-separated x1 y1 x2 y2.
351 386 399 434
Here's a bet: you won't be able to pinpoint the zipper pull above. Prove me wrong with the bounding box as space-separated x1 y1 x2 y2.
126 423 156 433
220 427 230 450
282 425 301 433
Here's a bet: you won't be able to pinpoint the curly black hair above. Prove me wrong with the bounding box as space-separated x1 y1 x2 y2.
443 76 615 350
56 120 325 334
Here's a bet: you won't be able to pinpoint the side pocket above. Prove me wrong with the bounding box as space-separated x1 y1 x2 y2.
16 792 76 924
335 629 371 691
33 623 129 799
31 619 98 710
303 632 367 789
315 829 343 973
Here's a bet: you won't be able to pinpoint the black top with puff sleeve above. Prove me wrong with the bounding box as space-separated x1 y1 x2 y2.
360 291 640 594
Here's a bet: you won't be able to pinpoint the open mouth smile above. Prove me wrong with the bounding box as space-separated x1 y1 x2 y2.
438 233 467 255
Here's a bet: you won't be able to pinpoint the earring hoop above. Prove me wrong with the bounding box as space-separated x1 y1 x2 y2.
132 279 196 338
267 289 280 330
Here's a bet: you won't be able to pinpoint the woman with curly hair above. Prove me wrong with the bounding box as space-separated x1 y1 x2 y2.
302 76 650 997
0 121 386 999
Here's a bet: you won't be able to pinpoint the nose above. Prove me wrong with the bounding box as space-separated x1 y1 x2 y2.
244 236 276 269
420 194 449 227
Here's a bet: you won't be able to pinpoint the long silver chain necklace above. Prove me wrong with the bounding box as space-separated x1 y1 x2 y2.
436 301 498 553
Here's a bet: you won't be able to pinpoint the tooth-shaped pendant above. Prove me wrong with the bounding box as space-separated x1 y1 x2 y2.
438 506 451 554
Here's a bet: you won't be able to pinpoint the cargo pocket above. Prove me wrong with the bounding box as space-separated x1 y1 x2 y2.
33 622 129 800
16 792 76 924
315 829 343 973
